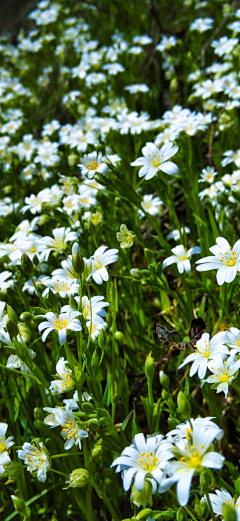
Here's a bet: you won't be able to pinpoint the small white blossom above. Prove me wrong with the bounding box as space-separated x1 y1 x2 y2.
205 356 240 398
49 358 74 394
131 142 179 180
86 245 119 284
52 406 88 450
39 311 82 345
111 433 173 492
163 245 201 273
17 442 50 482
178 332 229 379
196 237 240 285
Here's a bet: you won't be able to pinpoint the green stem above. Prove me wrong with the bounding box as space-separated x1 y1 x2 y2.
101 492 121 521
86 282 92 350
51 452 83 458
205 491 216 521
49 469 68 478
217 477 236 496
167 490 198 521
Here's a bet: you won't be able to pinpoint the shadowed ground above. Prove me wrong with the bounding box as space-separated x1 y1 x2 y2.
0 0 37 35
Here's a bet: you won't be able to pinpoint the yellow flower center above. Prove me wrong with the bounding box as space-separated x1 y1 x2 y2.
51 237 64 250
88 161 98 170
55 282 70 292
55 318 68 330
152 158 161 168
188 452 202 469
94 258 102 270
219 374 230 382
180 255 187 261
0 442 6 453
138 452 159 472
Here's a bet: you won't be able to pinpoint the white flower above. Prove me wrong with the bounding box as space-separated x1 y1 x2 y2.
63 390 91 410
0 452 11 474
225 327 240 357
195 237 240 285
132 35 153 45
34 141 59 167
0 271 14 292
0 423 14 457
16 134 38 161
190 18 213 33
156 36 177 52
166 227 190 241
38 310 82 345
87 245 119 284
41 120 60 136
21 189 51 214
168 417 223 442
209 488 240 520
212 37 238 56
81 295 109 320
140 194 162 216
178 332 229 379
198 166 217 184
124 84 150 93
7 349 36 376
49 358 74 394
159 424 225 506
163 245 201 273
38 227 78 261
78 151 108 179
17 442 50 482
222 149 240 168
111 433 173 492
52 257 77 282
205 356 240 398
10 217 39 241
42 277 79 298
54 406 88 450
131 142 178 180
86 314 107 340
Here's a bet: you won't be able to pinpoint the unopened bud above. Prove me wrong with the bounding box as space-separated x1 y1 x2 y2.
222 503 237 521
3 461 22 482
130 268 141 279
177 391 191 417
161 389 170 400
131 481 153 508
82 402 95 414
18 322 31 343
136 508 153 520
20 312 32 323
6 319 18 338
88 418 100 432
72 243 84 276
69 294 78 309
65 468 90 488
159 370 170 389
145 352 155 380
11 495 26 514
21 253 34 277
115 331 126 343
32 254 39 266
7 305 18 325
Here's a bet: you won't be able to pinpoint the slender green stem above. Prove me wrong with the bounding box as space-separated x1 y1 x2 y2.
86 282 92 350
51 452 83 459
101 492 121 521
49 469 68 478
205 491 216 521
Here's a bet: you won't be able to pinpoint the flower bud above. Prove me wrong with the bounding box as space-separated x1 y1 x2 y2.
77 411 89 421
18 322 31 343
222 503 237 521
32 254 39 266
161 389 170 400
65 468 90 488
6 319 18 338
177 391 191 417
20 312 32 323
69 294 78 310
3 461 23 482
145 352 155 381
131 481 153 508
7 305 18 325
159 370 170 389
21 253 34 277
82 402 95 414
115 331 126 344
72 243 84 276
11 495 27 514
136 508 153 520
130 268 141 279
88 418 100 432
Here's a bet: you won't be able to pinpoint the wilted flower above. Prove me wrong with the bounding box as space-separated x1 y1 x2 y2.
116 224 135 248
